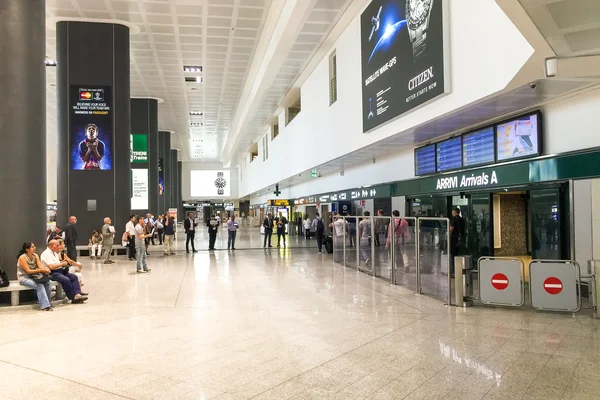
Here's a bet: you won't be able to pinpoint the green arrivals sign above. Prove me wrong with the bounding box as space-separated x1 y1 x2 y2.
130 134 148 163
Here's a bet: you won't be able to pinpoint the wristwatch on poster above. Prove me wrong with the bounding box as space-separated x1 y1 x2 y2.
214 172 227 195
406 0 434 59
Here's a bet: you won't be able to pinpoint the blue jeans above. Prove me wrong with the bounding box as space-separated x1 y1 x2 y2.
228 231 237 249
136 244 147 271
20 278 51 309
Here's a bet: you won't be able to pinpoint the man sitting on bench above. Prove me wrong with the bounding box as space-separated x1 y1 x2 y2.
41 240 88 304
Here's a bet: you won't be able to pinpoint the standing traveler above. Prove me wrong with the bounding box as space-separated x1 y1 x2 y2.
303 216 312 240
449 207 466 276
348 217 357 247
331 214 348 261
17 242 53 311
41 240 87 304
375 209 386 247
89 230 103 259
155 214 164 245
125 215 137 261
263 213 274 248
163 212 176 255
207 215 219 250
145 214 155 245
101 217 115 264
184 212 198 253
312 213 325 253
227 215 239 250
276 212 288 247
135 217 152 273
65 216 78 261
358 212 372 266
387 210 409 270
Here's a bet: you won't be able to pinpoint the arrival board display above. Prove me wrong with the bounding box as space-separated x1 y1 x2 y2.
497 113 540 161
463 127 495 167
436 137 462 172
414 144 436 176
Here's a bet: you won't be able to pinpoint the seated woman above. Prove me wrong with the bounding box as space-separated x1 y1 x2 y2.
57 239 87 295
17 242 53 311
89 229 103 259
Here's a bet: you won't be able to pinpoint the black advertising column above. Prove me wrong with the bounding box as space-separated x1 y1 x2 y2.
158 131 171 212
171 150 179 220
0 0 46 280
56 22 130 244
178 161 184 223
130 98 158 215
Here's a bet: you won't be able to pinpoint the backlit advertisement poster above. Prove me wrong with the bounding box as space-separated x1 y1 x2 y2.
131 169 149 210
70 86 113 170
496 113 541 162
158 158 165 196
130 134 148 163
361 0 449 132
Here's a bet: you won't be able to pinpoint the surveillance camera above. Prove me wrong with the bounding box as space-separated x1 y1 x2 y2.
529 82 537 89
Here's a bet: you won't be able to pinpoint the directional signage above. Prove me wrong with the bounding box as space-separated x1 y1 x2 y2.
491 273 509 291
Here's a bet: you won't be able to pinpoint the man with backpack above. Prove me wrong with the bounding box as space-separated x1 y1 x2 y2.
312 213 325 253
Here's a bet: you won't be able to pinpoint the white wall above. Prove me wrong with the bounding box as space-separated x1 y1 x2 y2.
182 162 239 201
238 0 534 198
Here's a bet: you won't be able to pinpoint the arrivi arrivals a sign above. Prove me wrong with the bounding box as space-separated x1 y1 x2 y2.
436 171 499 190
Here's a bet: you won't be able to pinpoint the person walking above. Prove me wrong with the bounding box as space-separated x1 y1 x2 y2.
227 215 239 250
263 213 274 248
449 207 466 276
65 216 78 261
162 213 176 255
276 212 288 247
312 213 325 253
125 215 137 261
101 217 115 264
184 212 198 253
135 216 152 273
207 215 219 250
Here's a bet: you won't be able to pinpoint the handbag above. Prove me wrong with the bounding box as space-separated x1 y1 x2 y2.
31 274 50 284
0 268 9 288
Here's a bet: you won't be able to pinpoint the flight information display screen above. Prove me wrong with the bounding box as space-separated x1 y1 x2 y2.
463 126 495 167
436 137 462 172
414 144 436 176
496 113 541 161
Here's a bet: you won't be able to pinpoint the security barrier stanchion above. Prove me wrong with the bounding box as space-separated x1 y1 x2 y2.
478 257 525 307
529 260 581 312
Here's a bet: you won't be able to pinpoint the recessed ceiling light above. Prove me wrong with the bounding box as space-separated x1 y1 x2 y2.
45 58 57 66
183 65 202 73
189 111 203 116
185 76 202 83
190 122 203 127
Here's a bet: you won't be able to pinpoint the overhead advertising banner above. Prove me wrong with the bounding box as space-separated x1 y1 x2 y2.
158 158 165 196
130 134 148 163
190 170 231 197
70 86 113 170
131 168 149 210
360 0 449 132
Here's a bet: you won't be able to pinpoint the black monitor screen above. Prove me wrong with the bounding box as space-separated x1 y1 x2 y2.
463 126 495 167
436 137 462 172
414 144 436 176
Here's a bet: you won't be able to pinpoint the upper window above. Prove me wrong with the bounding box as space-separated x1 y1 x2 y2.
286 94 301 126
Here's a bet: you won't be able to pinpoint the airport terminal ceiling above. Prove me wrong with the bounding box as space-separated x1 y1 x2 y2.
44 0 359 164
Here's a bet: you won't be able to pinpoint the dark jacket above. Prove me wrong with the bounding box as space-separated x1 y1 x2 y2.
184 218 197 233
263 217 274 231
65 223 78 244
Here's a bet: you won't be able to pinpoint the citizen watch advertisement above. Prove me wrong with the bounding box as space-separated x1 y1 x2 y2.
361 0 450 132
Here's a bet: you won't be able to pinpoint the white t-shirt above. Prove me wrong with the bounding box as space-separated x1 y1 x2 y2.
126 221 136 236
40 248 61 268
333 219 347 236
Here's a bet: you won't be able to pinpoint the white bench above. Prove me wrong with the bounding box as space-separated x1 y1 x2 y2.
0 281 63 306
76 244 127 257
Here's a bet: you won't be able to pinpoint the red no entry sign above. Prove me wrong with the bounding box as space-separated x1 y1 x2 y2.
491 273 509 290
544 277 563 295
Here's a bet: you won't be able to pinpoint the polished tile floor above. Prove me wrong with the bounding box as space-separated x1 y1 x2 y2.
2 229 600 399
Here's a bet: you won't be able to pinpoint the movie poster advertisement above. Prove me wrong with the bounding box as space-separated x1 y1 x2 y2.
158 158 165 196
70 86 113 170
360 0 448 132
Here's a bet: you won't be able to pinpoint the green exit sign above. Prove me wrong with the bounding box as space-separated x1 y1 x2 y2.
311 170 317 178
